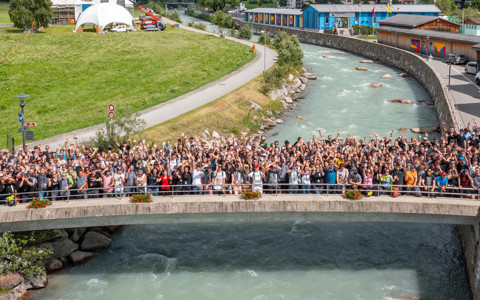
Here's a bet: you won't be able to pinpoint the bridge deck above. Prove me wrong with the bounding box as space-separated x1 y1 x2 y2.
0 195 479 232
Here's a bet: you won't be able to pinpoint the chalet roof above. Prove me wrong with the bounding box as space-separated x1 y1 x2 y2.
307 4 441 14
378 26 480 45
378 14 459 28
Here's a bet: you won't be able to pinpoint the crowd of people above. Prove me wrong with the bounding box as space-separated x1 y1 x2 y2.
1 120 480 203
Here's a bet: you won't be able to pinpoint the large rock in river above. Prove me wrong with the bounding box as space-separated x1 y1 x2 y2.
360 60 374 64
381 74 392 79
69 251 97 265
399 73 410 77
80 231 112 251
370 82 383 88
355 67 368 71
389 99 412 104
297 115 306 120
410 126 440 134
51 238 78 259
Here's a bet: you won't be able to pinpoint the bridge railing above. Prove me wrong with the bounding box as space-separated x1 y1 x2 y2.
0 183 478 205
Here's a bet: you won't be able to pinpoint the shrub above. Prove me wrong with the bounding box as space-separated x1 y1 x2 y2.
259 65 285 95
27 198 52 209
239 24 252 39
258 32 271 46
130 194 153 203
193 23 207 30
0 232 53 277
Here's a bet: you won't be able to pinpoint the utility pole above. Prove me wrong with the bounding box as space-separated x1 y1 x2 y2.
14 93 29 152
261 30 266 73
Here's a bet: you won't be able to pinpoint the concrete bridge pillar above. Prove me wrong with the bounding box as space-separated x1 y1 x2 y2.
458 224 480 299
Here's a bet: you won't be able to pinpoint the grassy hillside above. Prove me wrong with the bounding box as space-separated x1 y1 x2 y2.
0 2 10 24
0 26 254 141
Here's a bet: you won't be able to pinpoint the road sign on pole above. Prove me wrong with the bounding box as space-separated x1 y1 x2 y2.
25 122 37 127
108 104 115 111
17 126 28 133
108 112 115 119
17 113 24 123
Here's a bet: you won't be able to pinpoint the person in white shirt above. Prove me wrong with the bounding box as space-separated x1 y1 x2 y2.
192 164 205 195
212 167 226 195
113 169 125 198
249 164 264 193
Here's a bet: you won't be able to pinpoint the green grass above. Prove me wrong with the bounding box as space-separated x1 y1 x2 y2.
245 0 277 9
0 26 254 142
0 2 11 24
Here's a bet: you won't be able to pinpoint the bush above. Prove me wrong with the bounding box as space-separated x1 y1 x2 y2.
90 112 146 149
258 32 272 46
259 65 287 94
0 232 53 277
239 24 252 39
193 22 207 30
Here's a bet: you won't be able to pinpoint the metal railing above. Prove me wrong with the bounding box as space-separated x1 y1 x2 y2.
0 183 478 205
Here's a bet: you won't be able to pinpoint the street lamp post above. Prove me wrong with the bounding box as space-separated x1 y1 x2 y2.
261 30 266 73
448 61 452 89
14 93 29 152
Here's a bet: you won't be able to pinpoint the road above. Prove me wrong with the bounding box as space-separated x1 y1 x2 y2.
428 57 480 128
31 23 277 148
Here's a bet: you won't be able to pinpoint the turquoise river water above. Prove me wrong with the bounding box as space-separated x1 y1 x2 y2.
33 12 471 300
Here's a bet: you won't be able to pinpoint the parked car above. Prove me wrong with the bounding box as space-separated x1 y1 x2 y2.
444 53 469 65
111 25 133 33
465 62 478 75
475 72 480 85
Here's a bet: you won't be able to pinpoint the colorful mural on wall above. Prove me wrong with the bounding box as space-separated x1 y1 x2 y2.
290 16 294 26
411 39 420 53
271 15 275 23
433 42 446 57
421 41 432 55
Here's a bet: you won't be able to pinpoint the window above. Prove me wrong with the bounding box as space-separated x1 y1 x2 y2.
325 16 329 24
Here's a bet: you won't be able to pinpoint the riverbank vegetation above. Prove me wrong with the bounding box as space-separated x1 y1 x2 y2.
260 31 303 95
0 26 254 142
138 75 284 141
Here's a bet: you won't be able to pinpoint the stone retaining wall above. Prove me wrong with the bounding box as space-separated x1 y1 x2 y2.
233 20 463 130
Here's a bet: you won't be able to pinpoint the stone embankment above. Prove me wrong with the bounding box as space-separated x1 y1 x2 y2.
0 226 120 300
256 67 314 135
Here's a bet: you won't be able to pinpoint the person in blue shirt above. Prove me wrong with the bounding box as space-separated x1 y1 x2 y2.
435 172 449 196
325 162 337 193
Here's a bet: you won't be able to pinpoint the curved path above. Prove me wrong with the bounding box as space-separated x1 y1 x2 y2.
32 23 277 147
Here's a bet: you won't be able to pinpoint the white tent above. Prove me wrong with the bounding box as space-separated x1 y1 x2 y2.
75 3 133 31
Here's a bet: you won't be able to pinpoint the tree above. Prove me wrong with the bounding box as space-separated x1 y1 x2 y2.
392 0 400 4
470 0 480 11
273 31 303 67
8 0 52 31
211 10 225 30
436 0 457 14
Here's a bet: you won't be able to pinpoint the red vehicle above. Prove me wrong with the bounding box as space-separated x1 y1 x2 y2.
130 0 166 31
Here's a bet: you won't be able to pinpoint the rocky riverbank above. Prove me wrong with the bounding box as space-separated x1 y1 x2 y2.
256 67 315 136
0 226 121 300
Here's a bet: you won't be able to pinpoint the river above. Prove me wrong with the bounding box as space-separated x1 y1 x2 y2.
33 11 471 300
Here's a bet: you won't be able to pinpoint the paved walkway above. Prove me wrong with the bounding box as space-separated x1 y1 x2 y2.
32 23 277 148
427 57 480 128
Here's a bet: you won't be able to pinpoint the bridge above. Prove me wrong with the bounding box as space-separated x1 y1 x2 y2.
1 194 479 233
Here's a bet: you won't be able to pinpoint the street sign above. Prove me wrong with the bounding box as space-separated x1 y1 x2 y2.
109 112 115 119
108 104 115 111
25 131 34 141
17 113 24 123
25 122 37 127
17 126 28 133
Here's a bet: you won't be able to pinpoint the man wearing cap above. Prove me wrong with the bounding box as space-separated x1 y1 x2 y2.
348 170 362 190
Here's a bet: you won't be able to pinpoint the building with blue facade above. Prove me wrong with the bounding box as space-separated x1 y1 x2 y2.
244 4 441 31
